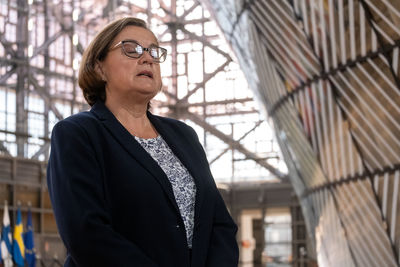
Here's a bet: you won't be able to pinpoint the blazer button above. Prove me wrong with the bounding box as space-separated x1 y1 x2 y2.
176 224 180 228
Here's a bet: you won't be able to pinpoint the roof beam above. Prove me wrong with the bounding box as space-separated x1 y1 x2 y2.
31 142 50 160
184 111 287 180
28 75 64 120
0 141 11 156
0 67 17 85
210 120 263 164
0 32 16 57
178 59 231 103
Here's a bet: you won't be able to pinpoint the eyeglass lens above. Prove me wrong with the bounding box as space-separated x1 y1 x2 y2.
123 42 163 60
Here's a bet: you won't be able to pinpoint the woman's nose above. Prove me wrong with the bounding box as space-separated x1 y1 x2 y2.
138 50 153 64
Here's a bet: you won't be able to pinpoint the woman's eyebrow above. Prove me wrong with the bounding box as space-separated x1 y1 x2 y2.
122 39 159 47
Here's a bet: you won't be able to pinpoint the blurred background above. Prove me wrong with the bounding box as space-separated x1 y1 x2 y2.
1 0 399 266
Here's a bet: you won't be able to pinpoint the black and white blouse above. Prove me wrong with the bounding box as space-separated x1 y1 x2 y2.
134 135 197 248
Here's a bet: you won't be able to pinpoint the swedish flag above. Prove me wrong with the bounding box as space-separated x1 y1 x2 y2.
12 207 24 266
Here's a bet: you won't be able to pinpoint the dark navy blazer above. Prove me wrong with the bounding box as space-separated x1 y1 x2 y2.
47 101 239 267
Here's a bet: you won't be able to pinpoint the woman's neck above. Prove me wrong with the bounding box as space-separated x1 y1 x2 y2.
105 95 158 139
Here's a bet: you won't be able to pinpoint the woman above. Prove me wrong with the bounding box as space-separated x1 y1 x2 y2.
47 17 239 267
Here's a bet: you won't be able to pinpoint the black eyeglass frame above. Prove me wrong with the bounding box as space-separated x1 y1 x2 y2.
110 40 167 63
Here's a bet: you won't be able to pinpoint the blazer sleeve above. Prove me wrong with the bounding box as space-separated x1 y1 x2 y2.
205 189 239 267
185 125 239 266
47 119 158 267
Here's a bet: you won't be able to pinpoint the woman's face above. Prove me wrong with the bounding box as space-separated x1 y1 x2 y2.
99 26 162 102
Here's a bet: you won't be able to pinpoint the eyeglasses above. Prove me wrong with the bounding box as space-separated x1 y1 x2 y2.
111 40 167 63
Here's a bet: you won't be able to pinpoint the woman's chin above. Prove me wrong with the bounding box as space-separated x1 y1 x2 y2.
125 87 159 100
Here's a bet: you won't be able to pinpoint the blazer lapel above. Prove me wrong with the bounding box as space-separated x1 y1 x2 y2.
90 102 181 215
148 112 205 225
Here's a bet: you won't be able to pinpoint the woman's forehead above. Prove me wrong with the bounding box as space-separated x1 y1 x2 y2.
114 26 158 46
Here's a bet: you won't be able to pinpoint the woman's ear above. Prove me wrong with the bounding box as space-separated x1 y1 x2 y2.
95 60 107 82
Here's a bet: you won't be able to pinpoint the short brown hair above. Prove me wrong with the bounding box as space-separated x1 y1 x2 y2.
78 17 148 106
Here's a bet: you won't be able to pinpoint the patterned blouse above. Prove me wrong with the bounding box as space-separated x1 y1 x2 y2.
134 135 197 248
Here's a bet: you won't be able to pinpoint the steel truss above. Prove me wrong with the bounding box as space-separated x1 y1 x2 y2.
0 0 283 181
0 0 288 262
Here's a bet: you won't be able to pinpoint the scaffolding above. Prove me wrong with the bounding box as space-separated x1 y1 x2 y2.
0 0 287 261
0 0 284 179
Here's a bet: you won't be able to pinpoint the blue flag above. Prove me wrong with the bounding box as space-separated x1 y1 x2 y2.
24 208 35 267
1 201 13 267
12 207 24 266
0 228 2 264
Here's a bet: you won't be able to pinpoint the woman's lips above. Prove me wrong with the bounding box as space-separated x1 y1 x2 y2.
137 70 153 78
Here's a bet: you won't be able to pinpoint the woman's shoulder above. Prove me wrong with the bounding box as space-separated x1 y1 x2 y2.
65 110 98 124
52 111 100 136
